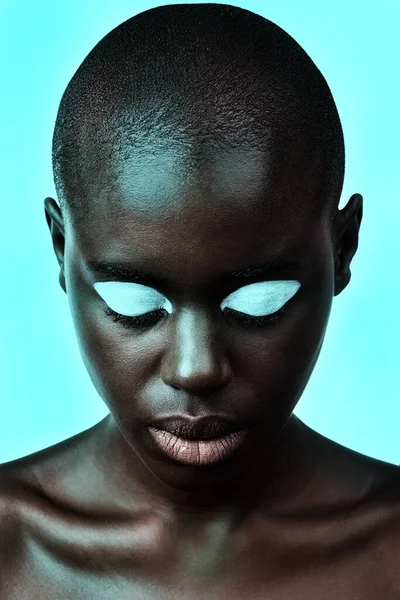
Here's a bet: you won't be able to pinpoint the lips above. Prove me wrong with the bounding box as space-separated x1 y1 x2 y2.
147 415 244 440
148 427 247 466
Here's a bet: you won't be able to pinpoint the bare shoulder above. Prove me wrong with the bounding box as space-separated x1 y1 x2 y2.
0 420 104 526
0 445 51 537
359 463 400 594
363 457 400 558
297 418 400 501
281 421 400 597
299 421 400 579
0 422 106 589
0 419 104 501
0 455 46 592
0 466 26 560
291 417 400 510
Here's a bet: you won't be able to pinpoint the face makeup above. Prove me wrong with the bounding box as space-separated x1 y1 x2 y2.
93 279 301 319
220 280 301 316
148 427 248 466
93 281 173 316
93 278 302 465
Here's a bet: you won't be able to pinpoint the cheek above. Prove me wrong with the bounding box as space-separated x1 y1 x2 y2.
234 290 332 405
69 294 161 412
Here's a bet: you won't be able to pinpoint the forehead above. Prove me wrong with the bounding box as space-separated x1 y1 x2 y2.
84 131 324 215
111 144 270 211
71 140 328 283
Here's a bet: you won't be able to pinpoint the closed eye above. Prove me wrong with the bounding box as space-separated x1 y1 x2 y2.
220 280 301 317
94 279 301 330
94 281 172 317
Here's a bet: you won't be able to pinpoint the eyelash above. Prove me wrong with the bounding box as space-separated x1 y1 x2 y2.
104 305 288 329
104 307 167 328
222 305 287 326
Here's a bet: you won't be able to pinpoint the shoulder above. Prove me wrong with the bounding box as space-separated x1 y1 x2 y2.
0 422 98 521
0 459 41 589
292 418 400 539
0 469 22 543
291 421 400 593
0 417 113 526
0 440 83 595
297 418 400 502
359 468 400 595
303 422 400 567
0 452 43 520
0 449 53 544
0 424 99 578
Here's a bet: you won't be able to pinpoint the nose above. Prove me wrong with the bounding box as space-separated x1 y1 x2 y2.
160 308 233 393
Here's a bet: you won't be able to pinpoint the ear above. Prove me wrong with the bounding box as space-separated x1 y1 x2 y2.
333 193 363 296
44 197 67 293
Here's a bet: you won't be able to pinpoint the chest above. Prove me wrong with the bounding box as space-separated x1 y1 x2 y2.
4 517 397 600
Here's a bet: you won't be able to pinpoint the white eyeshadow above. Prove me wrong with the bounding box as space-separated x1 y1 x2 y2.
94 281 172 317
220 280 301 317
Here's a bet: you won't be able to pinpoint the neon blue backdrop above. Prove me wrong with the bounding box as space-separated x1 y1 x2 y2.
1 0 399 463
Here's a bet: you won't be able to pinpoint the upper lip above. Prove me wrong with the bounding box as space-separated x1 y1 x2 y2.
148 416 245 440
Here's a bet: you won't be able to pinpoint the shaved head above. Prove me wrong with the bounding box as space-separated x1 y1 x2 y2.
52 3 345 224
43 3 366 518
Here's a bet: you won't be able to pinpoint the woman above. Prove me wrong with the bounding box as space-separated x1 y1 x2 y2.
1 4 399 598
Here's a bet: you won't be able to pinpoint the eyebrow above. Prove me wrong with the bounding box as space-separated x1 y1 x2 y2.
227 260 303 280
87 261 152 283
87 258 303 284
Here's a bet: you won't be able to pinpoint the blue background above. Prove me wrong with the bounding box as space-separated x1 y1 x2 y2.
1 1 399 464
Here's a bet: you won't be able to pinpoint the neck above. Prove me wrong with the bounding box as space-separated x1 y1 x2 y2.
92 413 313 522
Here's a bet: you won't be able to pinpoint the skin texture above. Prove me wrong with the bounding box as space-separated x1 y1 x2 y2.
0 137 399 599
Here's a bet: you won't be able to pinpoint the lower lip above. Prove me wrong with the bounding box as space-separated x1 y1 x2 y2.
148 427 247 466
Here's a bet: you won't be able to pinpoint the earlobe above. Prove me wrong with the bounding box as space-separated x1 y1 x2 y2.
44 197 67 293
333 193 363 296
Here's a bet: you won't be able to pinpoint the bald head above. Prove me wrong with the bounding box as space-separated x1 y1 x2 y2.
52 3 345 224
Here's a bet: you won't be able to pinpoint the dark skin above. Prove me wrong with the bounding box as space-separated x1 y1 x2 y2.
1 136 399 600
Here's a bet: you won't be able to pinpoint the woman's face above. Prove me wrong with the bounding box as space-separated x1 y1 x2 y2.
61 143 336 491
